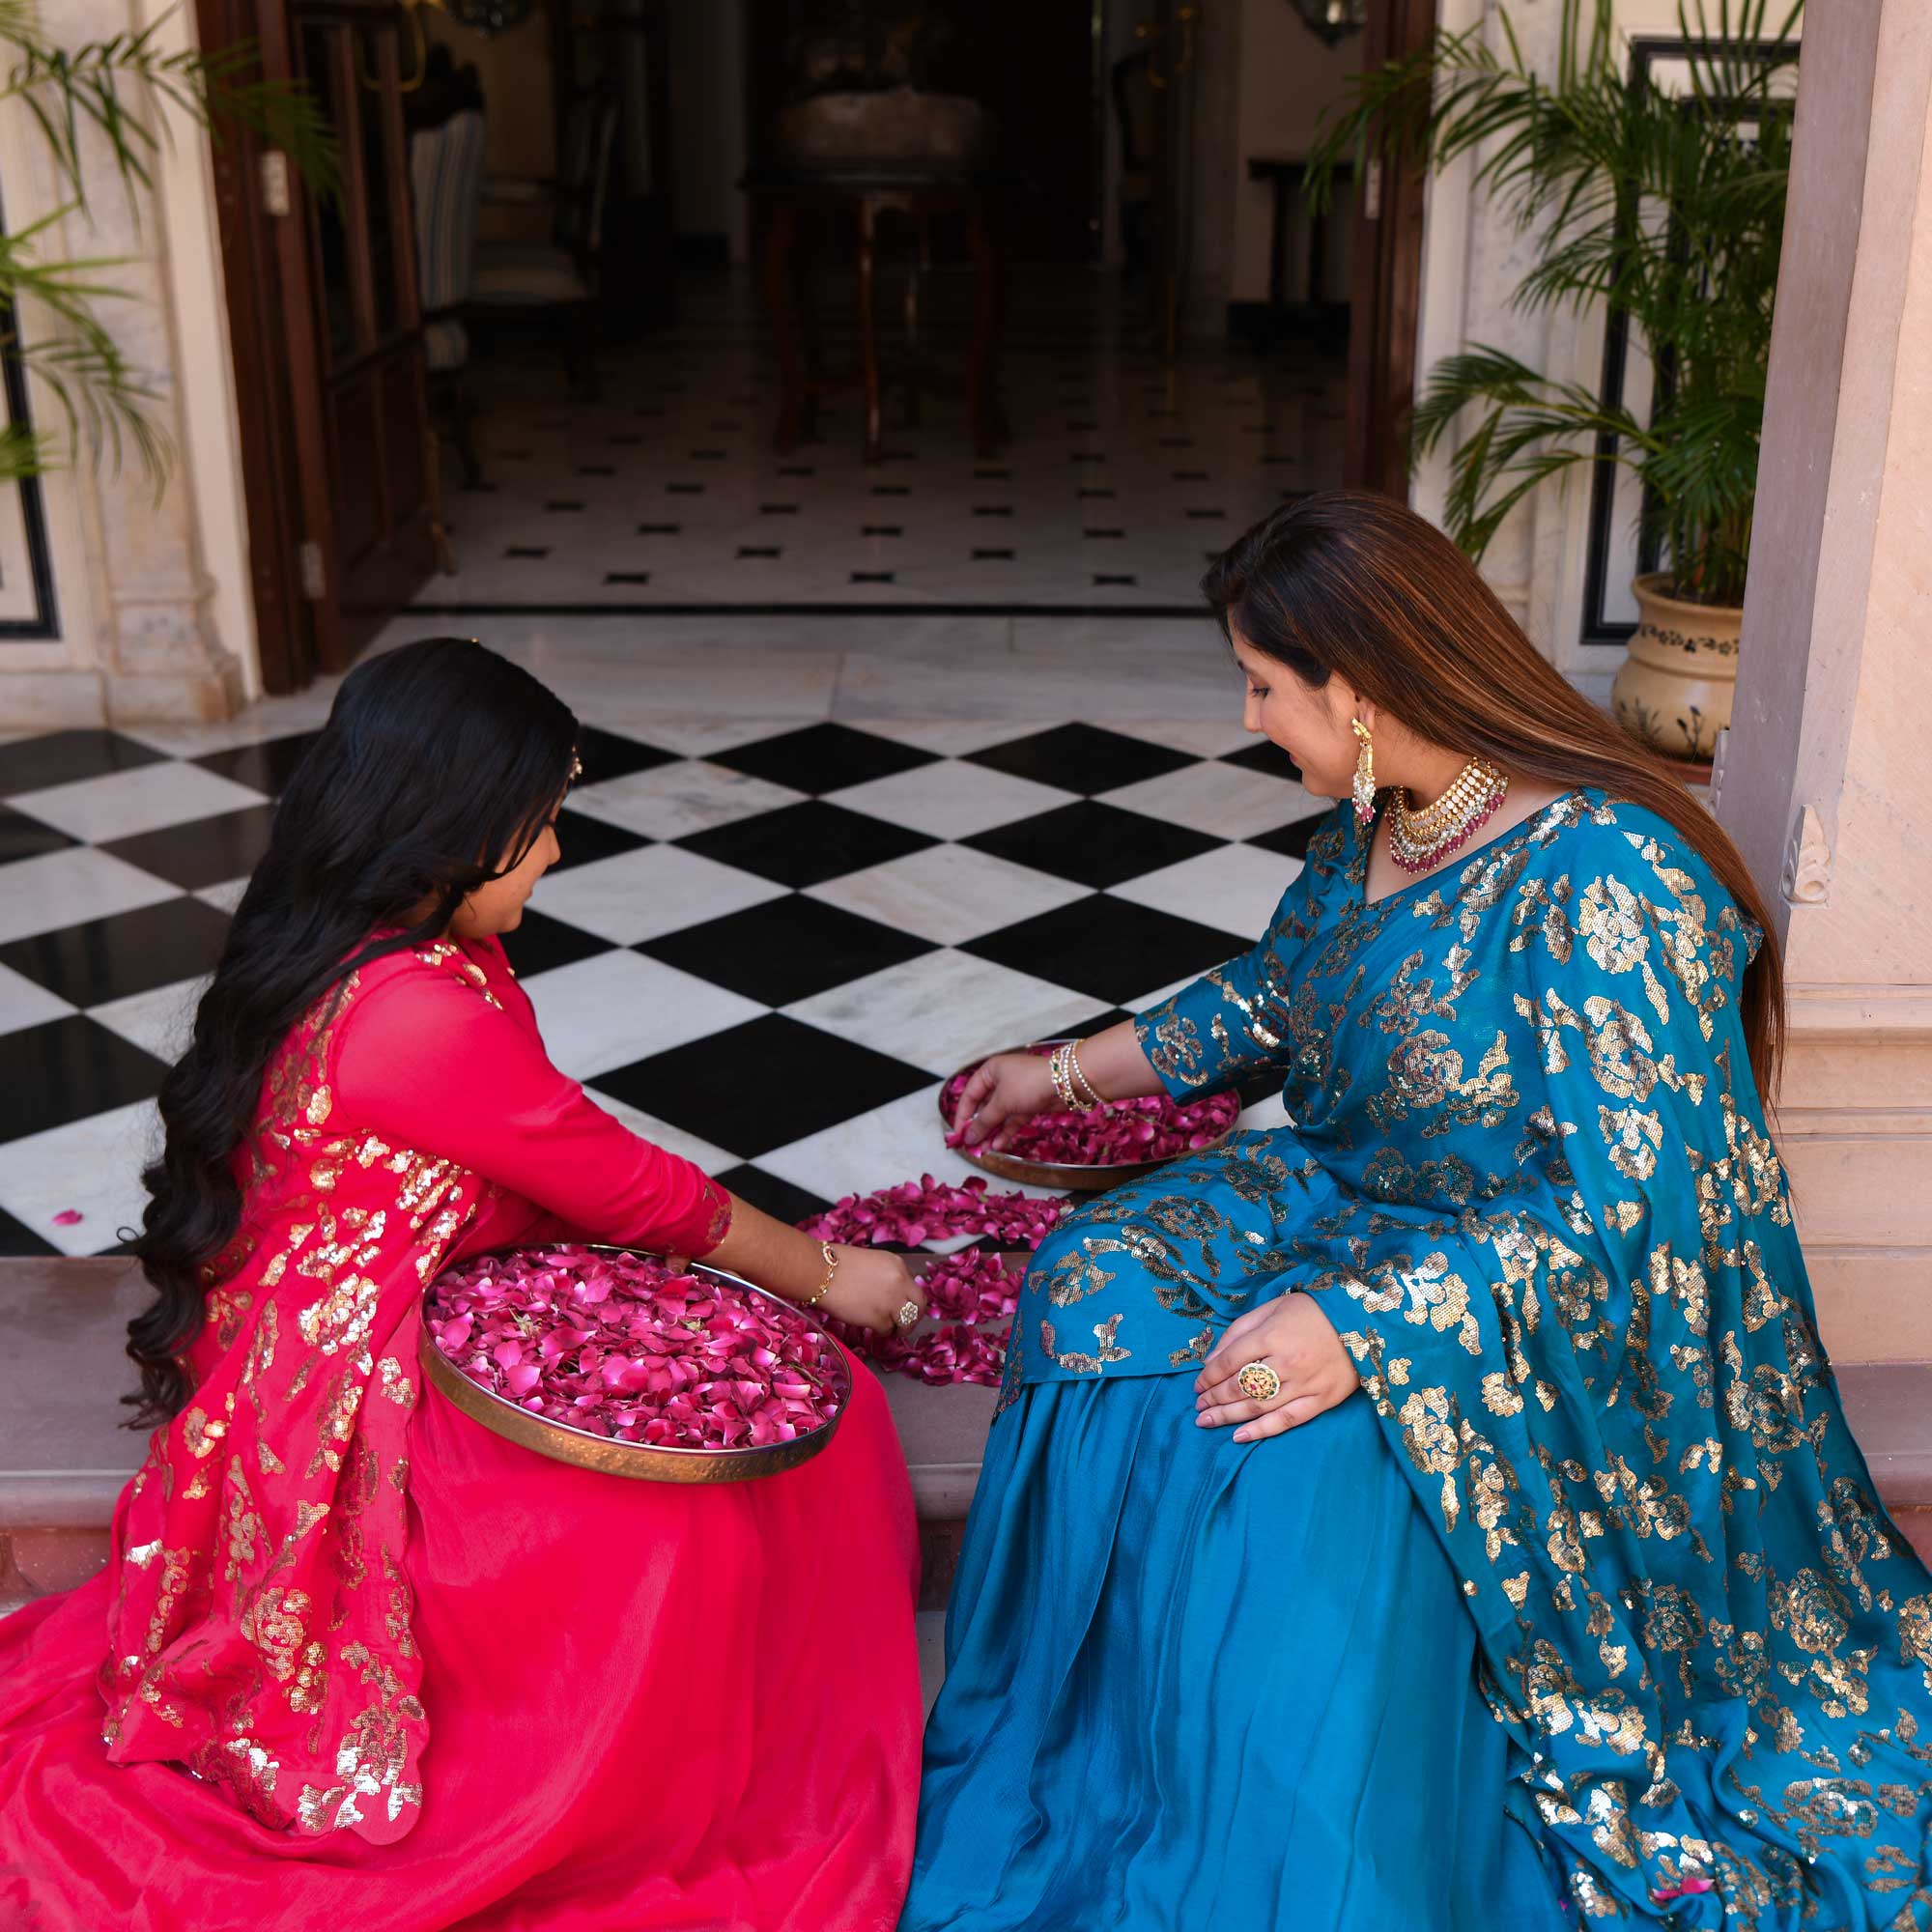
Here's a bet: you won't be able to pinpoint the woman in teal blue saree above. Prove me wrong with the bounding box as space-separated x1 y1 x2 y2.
901 494 1932 1931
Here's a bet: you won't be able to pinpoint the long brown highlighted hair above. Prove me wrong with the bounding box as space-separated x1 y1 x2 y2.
1204 489 1785 1101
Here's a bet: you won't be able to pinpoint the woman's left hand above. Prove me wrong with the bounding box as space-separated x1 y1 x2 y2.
1194 1292 1361 1442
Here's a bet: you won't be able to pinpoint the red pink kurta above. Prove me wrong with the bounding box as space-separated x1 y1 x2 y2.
0 934 922 1930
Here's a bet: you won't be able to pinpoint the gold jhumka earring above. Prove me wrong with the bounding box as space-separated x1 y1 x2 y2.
1350 719 1377 827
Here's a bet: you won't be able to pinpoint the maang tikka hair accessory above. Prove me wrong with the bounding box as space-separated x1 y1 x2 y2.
1350 719 1377 827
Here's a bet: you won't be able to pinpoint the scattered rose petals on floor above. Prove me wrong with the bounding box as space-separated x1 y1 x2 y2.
51 1209 84 1227
940 1066 1238 1167
826 1249 1026 1390
426 1245 844 1450
799 1174 1064 1252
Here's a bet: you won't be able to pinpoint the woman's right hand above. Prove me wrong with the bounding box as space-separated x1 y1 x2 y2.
817 1246 923 1336
951 1051 1058 1150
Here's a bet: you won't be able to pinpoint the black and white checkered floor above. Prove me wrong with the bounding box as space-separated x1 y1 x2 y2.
0 710 1321 1256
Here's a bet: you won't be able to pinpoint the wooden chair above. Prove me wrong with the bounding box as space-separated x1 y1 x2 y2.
410 105 488 493
470 88 619 397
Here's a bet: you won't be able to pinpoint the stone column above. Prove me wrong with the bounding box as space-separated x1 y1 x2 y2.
0 0 253 726
1720 0 1932 1360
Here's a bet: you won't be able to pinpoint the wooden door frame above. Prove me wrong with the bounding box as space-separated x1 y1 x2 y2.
196 0 326 694
1344 0 1435 497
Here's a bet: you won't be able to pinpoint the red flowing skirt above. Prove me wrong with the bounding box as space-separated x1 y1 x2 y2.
0 1357 921 1931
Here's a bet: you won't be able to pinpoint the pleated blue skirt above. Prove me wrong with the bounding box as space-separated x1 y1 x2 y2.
901 1373 1564 1931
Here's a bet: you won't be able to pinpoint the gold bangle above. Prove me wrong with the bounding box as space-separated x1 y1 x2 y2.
803 1240 838 1308
1048 1043 1080 1112
1067 1039 1104 1109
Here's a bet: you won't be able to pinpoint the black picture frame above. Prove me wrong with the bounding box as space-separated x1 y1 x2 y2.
0 290 60 642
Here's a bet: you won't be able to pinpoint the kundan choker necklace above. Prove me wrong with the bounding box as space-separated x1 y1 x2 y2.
1387 757 1510 873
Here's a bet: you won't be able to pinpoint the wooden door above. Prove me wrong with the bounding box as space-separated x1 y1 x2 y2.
198 0 443 690
290 1 445 659
1343 0 1433 496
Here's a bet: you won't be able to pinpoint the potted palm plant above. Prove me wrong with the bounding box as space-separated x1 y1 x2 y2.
1310 0 1800 759
1 0 331 491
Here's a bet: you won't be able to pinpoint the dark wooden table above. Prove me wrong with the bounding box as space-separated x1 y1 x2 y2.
1245 155 1353 349
744 170 1009 463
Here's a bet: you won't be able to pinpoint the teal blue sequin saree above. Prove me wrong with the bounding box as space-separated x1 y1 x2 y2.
903 792 1932 1930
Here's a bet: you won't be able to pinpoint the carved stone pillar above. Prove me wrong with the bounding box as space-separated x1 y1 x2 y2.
1721 0 1932 1359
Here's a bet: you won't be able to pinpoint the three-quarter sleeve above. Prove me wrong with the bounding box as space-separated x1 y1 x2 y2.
331 961 731 1259
1134 807 1344 1098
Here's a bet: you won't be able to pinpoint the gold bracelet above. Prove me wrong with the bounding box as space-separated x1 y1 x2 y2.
1048 1042 1080 1112
1067 1039 1104 1109
803 1240 838 1308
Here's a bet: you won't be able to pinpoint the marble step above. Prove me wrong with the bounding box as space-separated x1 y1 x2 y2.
3 1258 1928 1616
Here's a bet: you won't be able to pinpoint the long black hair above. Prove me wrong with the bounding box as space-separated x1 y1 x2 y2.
127 639 581 1423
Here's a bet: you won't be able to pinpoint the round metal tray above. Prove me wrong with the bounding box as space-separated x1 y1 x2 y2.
940 1038 1236 1193
419 1243 851 1484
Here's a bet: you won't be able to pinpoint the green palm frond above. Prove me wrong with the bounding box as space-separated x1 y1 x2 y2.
1308 0 1798 606
0 0 336 491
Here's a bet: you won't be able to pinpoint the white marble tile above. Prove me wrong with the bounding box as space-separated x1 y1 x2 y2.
757 1082 1061 1209
624 717 823 757
852 718 1061 757
784 949 1097 1076
1112 717 1258 758
825 760 1075 840
806 844 1086 947
0 1099 160 1257
0 848 182 945
527 844 784 945
520 949 763 1079
195 879 251 915
1236 1089 1293 1135
576 1090 738 1176
1097 761 1313 840
0 962 75 1037
116 694 339 758
1106 844 1302 941
567 759 802 840
10 761 269 840
88 977 208 1063
836 650 1238 723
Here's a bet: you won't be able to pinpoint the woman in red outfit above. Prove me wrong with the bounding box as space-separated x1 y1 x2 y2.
0 639 925 1931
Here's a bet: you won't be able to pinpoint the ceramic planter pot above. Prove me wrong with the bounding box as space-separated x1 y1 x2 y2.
1610 573 1745 761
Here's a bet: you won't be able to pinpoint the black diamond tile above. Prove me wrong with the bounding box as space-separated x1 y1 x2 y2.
964 897 1245 1009
0 1015 168 1143
594 1013 931 1159
99 803 277 893
0 729 167 797
677 802 937 890
193 732 324 797
0 1206 58 1257
0 897 230 1009
0 804 79 865
706 1162 830 1230
968 723 1196 797
640 894 934 1006
1246 814 1325 861
574 725 677 785
963 800 1223 890
1222 739 1304 782
498 908 615 978
713 723 939 796
549 809 652 872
